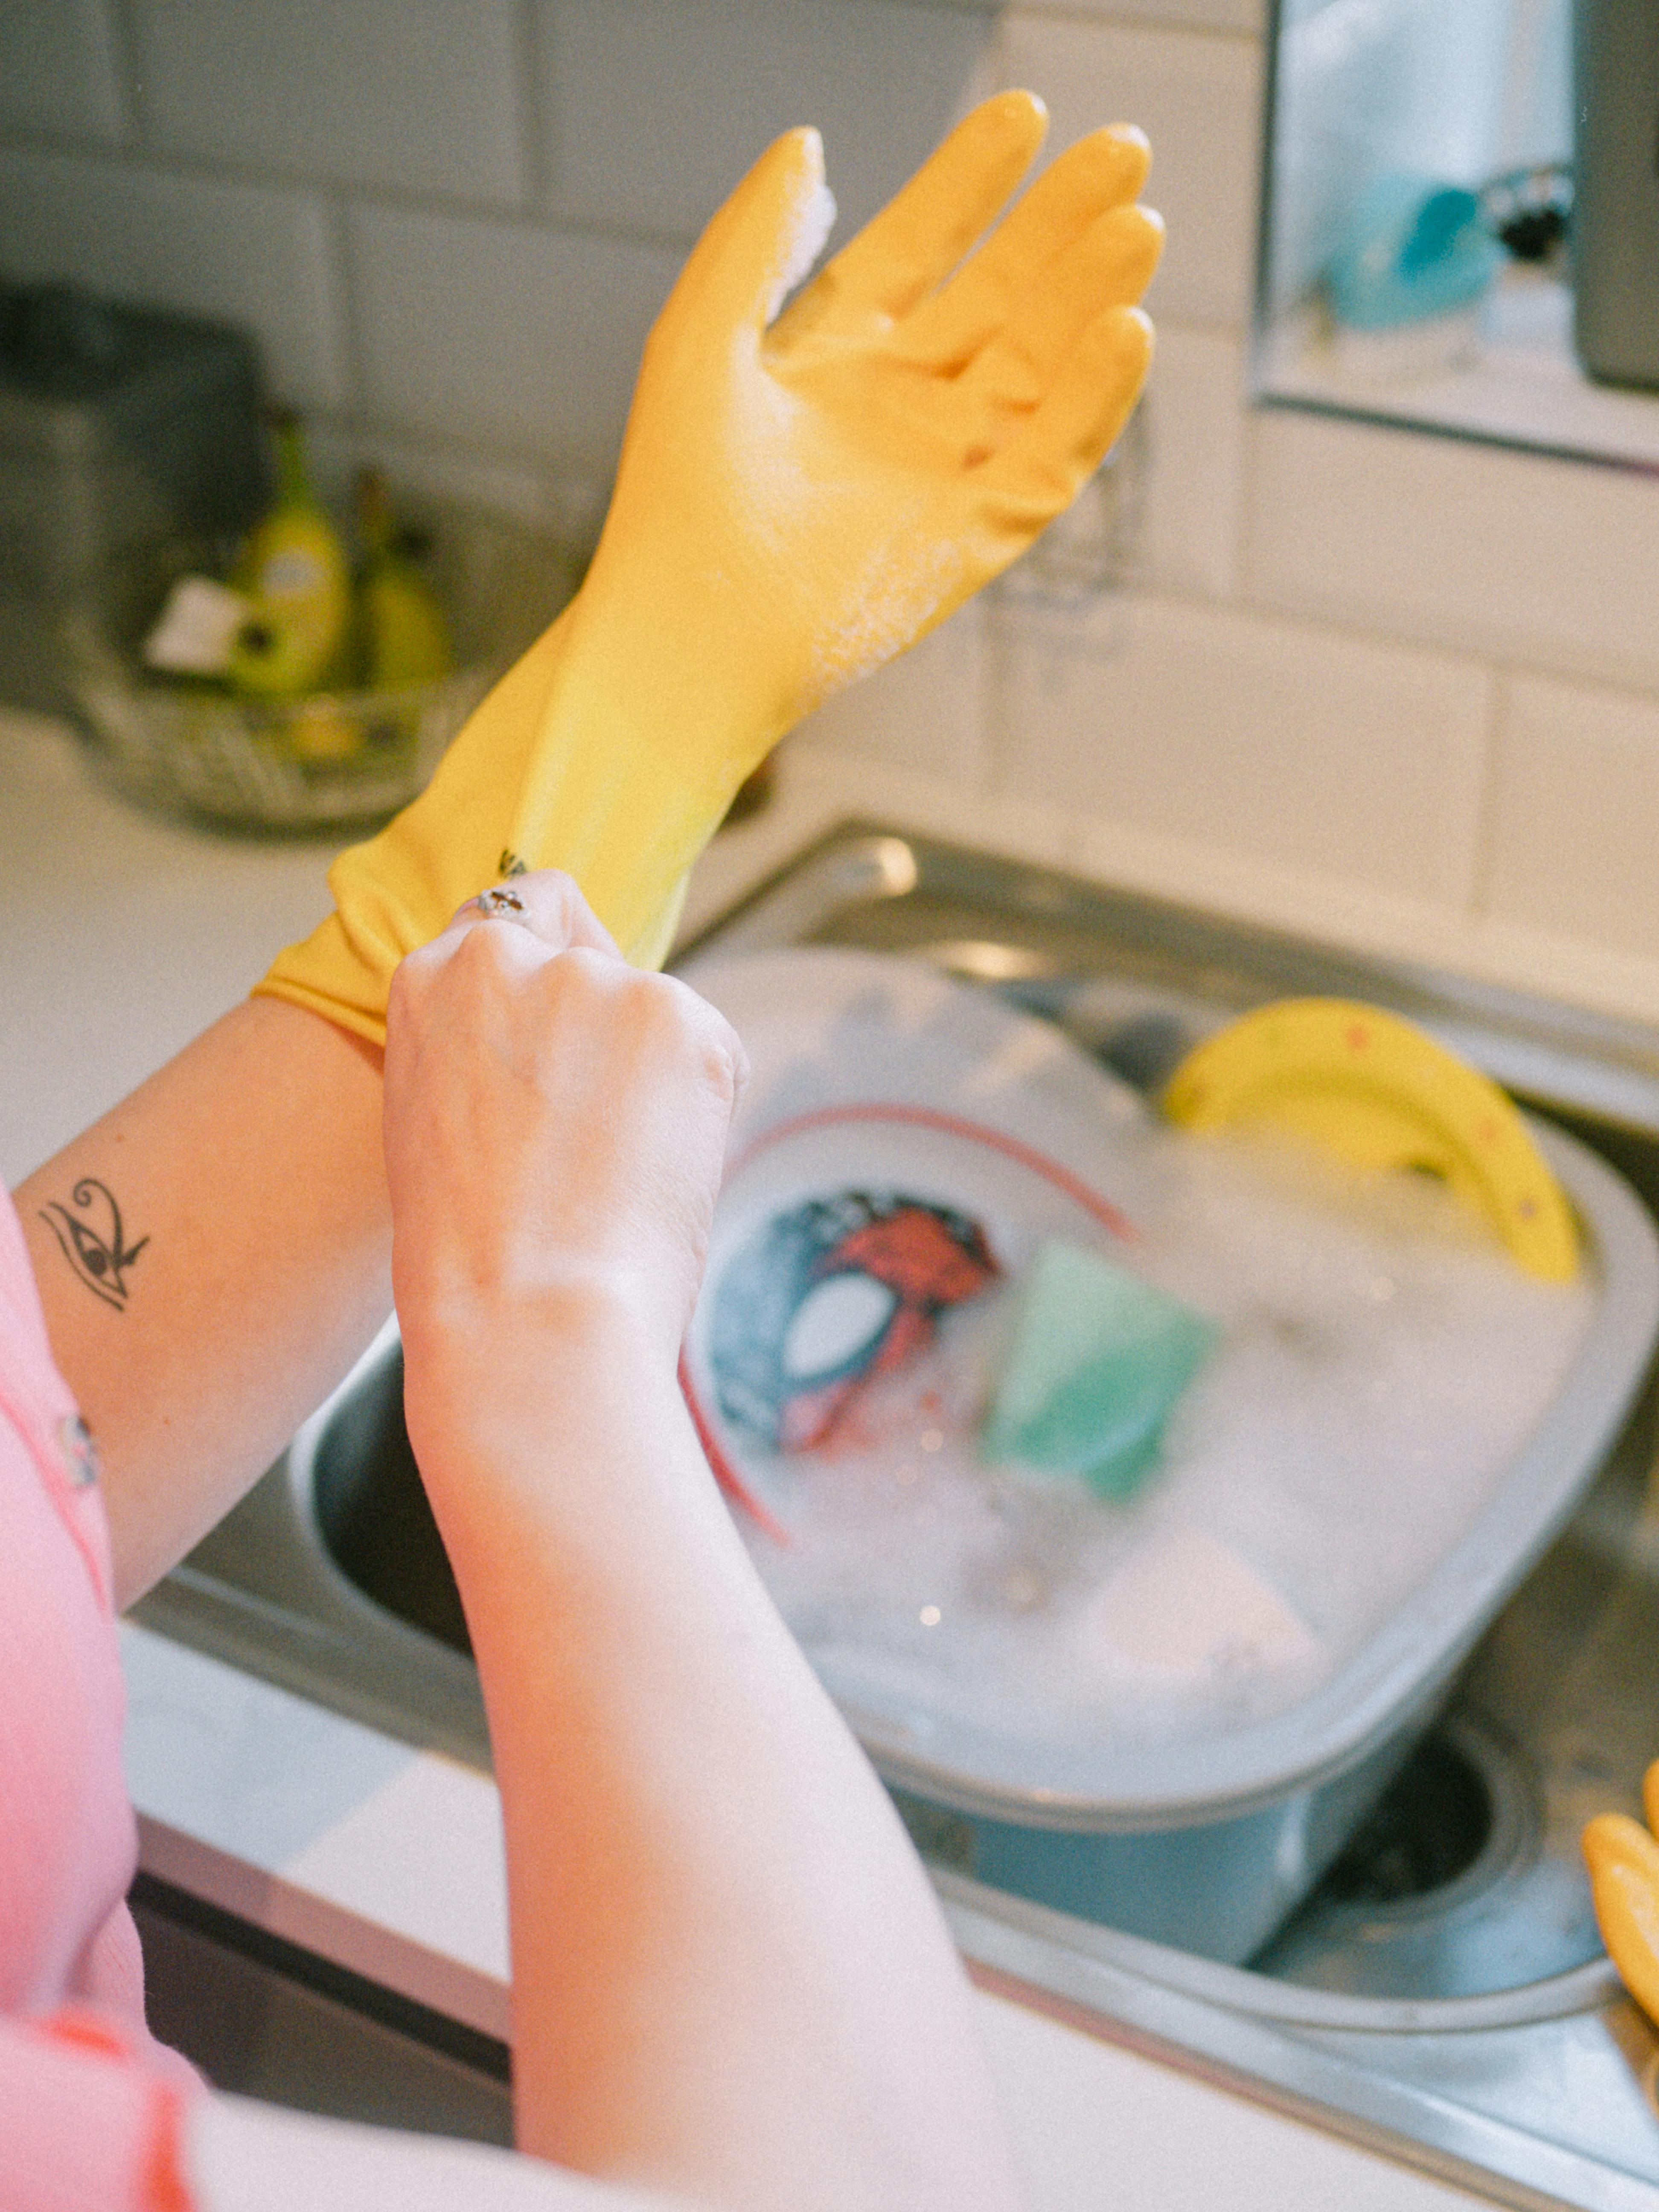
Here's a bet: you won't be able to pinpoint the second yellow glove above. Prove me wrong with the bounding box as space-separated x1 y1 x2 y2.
1585 1760 1659 2023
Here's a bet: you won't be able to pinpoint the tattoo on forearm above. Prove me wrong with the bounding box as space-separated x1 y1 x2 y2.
39 1179 149 1312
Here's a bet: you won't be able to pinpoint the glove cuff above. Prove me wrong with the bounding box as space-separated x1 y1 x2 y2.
254 614 726 1043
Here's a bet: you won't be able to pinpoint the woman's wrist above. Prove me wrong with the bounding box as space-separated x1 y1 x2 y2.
396 1255 681 1382
398 1280 713 1543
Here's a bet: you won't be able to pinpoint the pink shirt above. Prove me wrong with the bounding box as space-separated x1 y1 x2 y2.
0 1186 200 2209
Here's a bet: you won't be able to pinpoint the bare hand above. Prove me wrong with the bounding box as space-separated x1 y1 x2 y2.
383 873 747 1370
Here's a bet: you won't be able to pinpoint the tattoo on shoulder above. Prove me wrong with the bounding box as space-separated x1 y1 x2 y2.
39 1179 149 1313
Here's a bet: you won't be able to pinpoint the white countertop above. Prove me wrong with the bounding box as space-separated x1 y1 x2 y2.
0 709 1496 2211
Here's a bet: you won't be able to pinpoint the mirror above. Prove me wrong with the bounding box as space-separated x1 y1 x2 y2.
1253 0 1659 471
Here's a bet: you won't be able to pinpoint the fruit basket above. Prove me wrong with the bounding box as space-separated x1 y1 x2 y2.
62 492 574 833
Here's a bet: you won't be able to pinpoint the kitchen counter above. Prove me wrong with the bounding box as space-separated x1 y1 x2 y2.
0 707 1502 2209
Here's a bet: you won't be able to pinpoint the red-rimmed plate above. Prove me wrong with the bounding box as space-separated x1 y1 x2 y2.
682 1100 1142 1540
676 949 1157 1540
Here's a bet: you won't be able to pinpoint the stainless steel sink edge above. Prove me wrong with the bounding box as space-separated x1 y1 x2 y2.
939 1876 1659 2212
681 824 1659 1130
946 1884 1659 2212
134 1358 492 1772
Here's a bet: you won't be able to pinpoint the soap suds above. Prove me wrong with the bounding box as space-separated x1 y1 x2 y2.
769 179 837 320
717 1129 1592 1755
1085 1525 1318 1682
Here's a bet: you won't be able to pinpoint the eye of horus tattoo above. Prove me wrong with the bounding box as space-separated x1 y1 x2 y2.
39 1179 149 1312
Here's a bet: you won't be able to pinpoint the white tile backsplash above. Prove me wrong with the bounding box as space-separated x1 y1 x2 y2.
1138 321 1246 598
1032 1 1262 30
10 0 1659 1020
1246 408 1659 694
302 418 583 536
129 0 530 207
0 146 348 407
346 203 679 469
990 592 1490 907
539 0 993 244
0 0 127 144
995 12 1262 327
795 600 987 785
1485 676 1659 962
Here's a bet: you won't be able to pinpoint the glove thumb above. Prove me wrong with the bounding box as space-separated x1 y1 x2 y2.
661 127 837 346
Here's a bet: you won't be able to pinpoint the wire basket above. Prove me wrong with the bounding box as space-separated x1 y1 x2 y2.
63 493 575 833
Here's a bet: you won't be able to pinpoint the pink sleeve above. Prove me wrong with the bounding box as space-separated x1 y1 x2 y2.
0 2007 204 2212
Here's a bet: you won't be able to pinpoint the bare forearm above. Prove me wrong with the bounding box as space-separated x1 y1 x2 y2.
405 1303 1021 2212
15 996 390 1605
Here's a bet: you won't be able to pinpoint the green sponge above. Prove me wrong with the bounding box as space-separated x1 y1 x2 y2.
983 1241 1219 1500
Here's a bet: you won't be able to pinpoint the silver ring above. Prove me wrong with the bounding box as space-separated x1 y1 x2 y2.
472 887 529 922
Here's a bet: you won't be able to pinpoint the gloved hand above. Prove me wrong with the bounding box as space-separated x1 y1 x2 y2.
1585 1762 1659 2021
258 90 1162 1043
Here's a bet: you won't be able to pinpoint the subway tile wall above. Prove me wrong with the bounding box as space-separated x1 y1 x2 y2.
5 0 1659 1018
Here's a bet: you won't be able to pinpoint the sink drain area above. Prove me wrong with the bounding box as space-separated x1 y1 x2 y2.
902 1710 1609 2008
1318 1728 1497 1907
1253 1712 1608 2000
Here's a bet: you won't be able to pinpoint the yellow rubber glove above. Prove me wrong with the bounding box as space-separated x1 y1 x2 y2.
257 91 1162 1043
1583 1761 1659 2021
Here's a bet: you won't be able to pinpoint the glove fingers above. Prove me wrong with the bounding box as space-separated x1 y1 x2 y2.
901 125 1153 371
661 125 831 344
957 201 1163 420
773 90 1046 342
1642 1760 1659 1837
976 304 1153 518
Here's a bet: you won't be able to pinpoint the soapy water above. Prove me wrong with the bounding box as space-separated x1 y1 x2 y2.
715 1129 1594 1756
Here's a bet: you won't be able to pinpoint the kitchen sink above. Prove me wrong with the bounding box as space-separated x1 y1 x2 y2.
135 824 1659 2211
